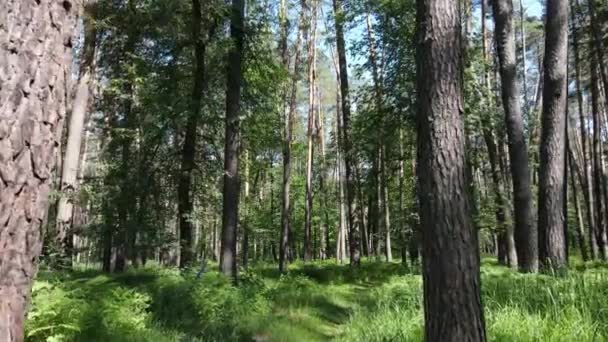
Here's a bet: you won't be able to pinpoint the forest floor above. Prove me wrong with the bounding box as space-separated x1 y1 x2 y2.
26 258 608 341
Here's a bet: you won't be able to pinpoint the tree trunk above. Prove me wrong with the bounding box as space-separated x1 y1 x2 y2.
381 147 392 262
399 129 407 265
519 0 528 108
0 1 77 340
491 0 537 272
415 0 487 338
592 59 608 259
333 0 360 266
569 148 589 261
279 0 305 272
178 0 207 268
316 86 329 259
220 0 244 280
572 0 598 259
587 0 608 106
304 1 318 262
55 3 97 268
538 0 568 270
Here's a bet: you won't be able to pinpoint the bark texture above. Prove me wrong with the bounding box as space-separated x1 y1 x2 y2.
333 0 360 266
220 0 244 279
491 0 537 272
55 2 97 265
538 0 568 270
0 1 77 340
415 0 486 339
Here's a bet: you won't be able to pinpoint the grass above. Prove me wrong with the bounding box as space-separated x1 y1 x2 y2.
25 258 608 341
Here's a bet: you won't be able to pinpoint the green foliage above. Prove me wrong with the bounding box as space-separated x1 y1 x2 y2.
27 260 608 341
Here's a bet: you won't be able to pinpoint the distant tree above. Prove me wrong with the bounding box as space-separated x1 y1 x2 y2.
333 0 361 266
220 0 245 279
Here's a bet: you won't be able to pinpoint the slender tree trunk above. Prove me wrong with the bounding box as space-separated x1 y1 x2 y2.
333 0 360 266
592 59 608 259
55 4 97 268
242 151 251 268
354 163 369 256
572 0 598 259
178 0 207 268
304 1 318 262
316 86 329 260
569 148 589 260
399 129 407 264
491 0 537 272
0 1 77 339
220 0 244 280
279 0 306 272
587 0 608 105
416 0 486 338
482 0 513 267
381 148 392 262
519 0 528 108
538 0 568 270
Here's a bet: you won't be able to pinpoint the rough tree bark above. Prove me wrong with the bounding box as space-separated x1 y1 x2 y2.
538 0 568 270
491 0 537 272
0 1 77 340
415 0 487 338
220 0 244 279
55 1 97 267
333 0 360 266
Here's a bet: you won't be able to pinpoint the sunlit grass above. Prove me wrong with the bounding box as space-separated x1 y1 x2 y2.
26 258 608 341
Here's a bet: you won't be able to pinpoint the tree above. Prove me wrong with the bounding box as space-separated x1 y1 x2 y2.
279 0 306 272
538 0 568 270
177 0 207 268
220 0 245 279
491 0 537 272
304 0 318 262
55 0 98 268
415 0 486 338
0 1 77 339
333 0 360 266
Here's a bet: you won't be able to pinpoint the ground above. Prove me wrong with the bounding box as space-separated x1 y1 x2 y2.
26 258 608 341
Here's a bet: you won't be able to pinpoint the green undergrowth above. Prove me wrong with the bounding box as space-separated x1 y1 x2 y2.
26 259 608 341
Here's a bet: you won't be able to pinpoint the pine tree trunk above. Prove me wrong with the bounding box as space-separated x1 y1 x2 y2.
178 0 207 268
593 59 608 259
572 0 598 259
569 148 589 261
55 3 97 267
416 0 486 338
0 1 77 339
220 0 244 280
333 0 360 266
304 1 318 262
381 147 392 262
491 0 538 272
538 0 569 270
279 0 305 272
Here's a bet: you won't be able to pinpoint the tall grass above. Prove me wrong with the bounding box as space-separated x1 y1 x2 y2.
26 260 608 341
